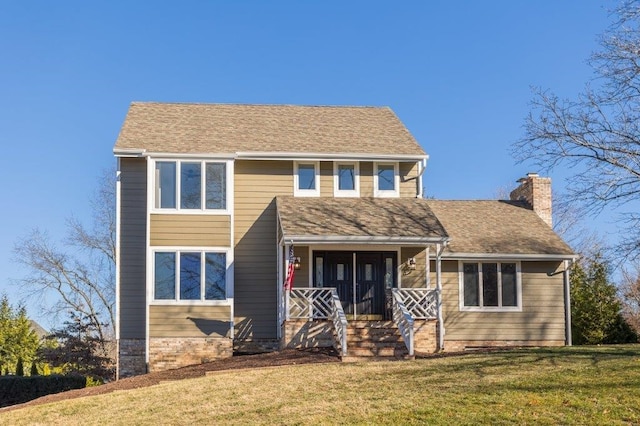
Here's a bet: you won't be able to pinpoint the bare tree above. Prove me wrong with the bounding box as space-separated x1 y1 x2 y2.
513 1 640 259
13 168 115 354
620 265 640 334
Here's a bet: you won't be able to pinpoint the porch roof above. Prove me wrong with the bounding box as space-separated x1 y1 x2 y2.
276 196 449 245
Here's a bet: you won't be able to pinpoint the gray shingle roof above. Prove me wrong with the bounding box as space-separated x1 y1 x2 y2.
277 196 448 243
426 200 574 256
114 102 426 157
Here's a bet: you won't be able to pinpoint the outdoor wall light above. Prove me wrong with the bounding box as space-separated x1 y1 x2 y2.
293 257 302 270
407 257 417 270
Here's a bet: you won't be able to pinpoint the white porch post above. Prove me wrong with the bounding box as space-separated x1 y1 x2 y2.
284 243 291 321
436 243 445 351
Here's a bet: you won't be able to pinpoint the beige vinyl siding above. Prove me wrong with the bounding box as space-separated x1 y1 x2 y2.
437 260 566 342
360 162 373 197
150 215 231 247
119 158 147 339
399 162 419 198
149 305 231 338
319 161 332 196
400 247 427 288
234 160 293 339
292 246 310 288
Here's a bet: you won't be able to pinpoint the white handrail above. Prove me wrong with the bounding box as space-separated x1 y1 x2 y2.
391 289 414 356
329 289 348 356
287 288 347 356
394 288 438 319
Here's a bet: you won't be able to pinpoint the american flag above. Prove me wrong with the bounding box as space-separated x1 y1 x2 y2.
284 245 295 291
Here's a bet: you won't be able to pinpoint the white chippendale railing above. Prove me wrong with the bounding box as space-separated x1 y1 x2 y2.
287 288 348 356
391 289 415 356
394 288 438 319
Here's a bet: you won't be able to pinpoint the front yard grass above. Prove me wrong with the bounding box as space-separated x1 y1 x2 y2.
2 345 640 425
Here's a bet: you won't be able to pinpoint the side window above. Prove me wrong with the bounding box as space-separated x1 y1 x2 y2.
374 163 399 197
334 162 360 197
460 262 521 310
294 162 320 197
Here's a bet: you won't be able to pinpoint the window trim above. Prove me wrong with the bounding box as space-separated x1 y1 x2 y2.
150 247 232 305
458 260 522 312
293 161 320 197
373 162 400 198
333 162 360 197
151 159 232 214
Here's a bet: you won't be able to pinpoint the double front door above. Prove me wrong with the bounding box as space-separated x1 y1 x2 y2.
313 251 397 319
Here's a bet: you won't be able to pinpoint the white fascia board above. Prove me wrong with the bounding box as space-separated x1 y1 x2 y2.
142 152 237 160
235 151 428 162
283 235 448 245
113 148 146 157
442 252 579 261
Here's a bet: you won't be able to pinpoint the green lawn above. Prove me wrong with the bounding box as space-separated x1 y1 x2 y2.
3 345 640 425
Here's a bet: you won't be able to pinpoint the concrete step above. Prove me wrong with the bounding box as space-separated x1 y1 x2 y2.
345 341 401 349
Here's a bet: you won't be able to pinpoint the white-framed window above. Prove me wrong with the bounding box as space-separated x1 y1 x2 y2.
153 160 230 212
374 162 399 198
333 162 360 197
152 249 231 304
458 261 522 311
293 161 320 197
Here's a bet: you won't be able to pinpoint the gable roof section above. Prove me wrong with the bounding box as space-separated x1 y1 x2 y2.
114 102 426 158
277 196 448 245
426 200 575 258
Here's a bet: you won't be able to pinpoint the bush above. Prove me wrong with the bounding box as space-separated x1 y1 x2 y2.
0 374 86 407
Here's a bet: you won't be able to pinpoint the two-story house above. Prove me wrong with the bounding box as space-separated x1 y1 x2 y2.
114 102 575 377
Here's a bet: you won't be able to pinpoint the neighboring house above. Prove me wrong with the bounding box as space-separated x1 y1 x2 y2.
113 102 576 378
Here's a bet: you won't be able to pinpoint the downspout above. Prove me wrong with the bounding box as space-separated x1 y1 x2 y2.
563 259 574 346
436 241 447 351
417 158 427 198
115 159 121 379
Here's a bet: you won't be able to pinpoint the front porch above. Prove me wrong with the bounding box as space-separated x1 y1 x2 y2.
281 287 440 359
275 196 450 359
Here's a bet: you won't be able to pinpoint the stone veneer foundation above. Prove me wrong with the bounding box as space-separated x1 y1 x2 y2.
148 337 233 372
118 339 146 378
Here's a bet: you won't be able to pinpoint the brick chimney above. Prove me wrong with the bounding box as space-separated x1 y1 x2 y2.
509 173 552 228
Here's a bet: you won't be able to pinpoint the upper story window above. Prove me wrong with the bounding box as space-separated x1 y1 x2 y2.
374 162 399 198
334 162 360 197
154 160 227 211
294 161 320 197
459 261 521 311
153 250 228 303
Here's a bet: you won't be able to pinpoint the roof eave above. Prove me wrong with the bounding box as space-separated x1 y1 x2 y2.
442 252 578 261
113 148 146 157
282 235 447 245
236 151 429 161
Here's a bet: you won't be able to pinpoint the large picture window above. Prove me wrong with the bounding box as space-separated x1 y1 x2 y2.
153 251 228 302
154 160 227 211
460 261 520 311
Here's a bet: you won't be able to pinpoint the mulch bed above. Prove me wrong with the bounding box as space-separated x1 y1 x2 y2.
2 348 339 412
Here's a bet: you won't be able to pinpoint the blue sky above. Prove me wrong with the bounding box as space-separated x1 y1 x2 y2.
0 1 616 327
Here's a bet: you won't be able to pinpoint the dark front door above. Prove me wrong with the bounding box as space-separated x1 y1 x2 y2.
355 253 386 318
314 251 397 319
321 252 354 315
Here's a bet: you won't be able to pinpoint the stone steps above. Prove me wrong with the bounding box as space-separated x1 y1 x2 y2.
341 321 409 361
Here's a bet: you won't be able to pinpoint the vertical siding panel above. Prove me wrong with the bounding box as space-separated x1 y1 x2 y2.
360 162 373 197
119 158 147 339
399 162 418 198
319 161 333 197
234 160 293 339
